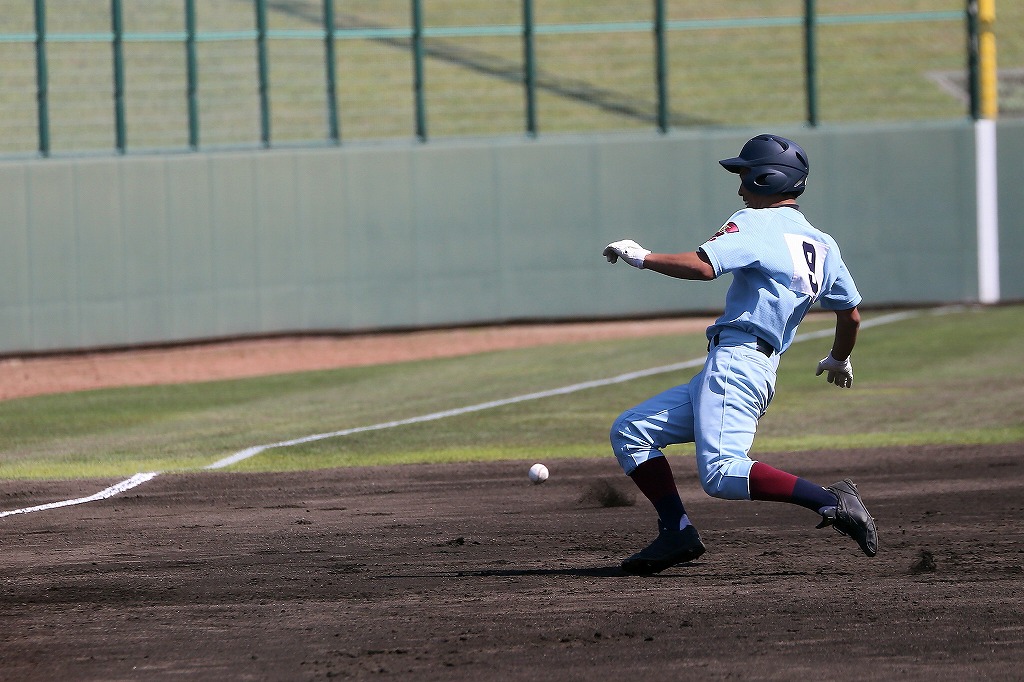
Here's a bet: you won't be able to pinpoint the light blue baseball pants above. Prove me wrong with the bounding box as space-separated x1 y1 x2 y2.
609 328 780 500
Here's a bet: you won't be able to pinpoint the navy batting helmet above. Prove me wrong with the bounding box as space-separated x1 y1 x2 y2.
719 134 809 196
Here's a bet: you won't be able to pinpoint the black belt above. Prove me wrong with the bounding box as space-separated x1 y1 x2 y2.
710 333 775 357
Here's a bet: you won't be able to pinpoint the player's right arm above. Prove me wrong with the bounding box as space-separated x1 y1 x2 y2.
603 240 715 281
642 250 716 281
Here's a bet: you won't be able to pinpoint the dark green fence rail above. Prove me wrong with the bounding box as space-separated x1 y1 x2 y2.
0 1 1013 157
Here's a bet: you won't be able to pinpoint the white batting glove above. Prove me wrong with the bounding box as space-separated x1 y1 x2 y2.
816 353 854 388
603 240 651 269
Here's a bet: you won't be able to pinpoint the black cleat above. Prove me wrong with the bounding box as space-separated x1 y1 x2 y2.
817 478 878 557
621 524 706 575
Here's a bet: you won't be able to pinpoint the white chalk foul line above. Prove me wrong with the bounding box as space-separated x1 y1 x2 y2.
1 309 924 517
203 357 711 470
0 472 159 518
204 309 919 470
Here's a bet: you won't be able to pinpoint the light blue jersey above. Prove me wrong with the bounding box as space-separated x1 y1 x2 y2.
609 205 862 501
698 206 861 354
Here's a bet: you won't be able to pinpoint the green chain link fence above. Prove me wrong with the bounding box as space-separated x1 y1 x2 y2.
0 0 1021 157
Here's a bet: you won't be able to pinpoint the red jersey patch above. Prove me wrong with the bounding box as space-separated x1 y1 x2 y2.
707 222 739 242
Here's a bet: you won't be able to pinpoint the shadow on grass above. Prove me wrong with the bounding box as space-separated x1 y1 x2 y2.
268 1 713 128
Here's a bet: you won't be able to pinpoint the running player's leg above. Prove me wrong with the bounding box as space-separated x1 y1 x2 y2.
610 380 696 531
691 345 772 500
611 380 707 574
748 462 838 512
692 345 838 512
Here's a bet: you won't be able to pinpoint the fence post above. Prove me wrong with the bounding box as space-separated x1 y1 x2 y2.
522 0 536 137
654 0 668 133
185 0 199 150
111 0 127 153
412 0 427 141
965 0 999 120
804 0 818 127
33 0 50 156
255 0 271 147
967 1 979 119
323 0 340 143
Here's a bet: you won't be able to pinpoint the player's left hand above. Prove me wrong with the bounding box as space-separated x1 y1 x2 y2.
603 239 651 269
816 353 853 388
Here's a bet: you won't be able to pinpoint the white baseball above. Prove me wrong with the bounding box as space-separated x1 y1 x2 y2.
528 463 549 484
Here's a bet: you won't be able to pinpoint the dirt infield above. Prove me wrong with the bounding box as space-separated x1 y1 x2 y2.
1 321 1022 680
1 443 1022 680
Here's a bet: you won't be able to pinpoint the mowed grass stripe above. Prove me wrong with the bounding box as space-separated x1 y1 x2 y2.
0 305 1022 480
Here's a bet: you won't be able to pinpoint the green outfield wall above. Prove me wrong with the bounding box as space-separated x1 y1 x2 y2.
998 119 1024 302
0 121 1017 355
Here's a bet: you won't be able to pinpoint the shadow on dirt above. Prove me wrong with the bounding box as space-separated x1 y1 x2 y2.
378 564 703 579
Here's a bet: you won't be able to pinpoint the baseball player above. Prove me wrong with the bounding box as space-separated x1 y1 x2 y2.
603 134 876 575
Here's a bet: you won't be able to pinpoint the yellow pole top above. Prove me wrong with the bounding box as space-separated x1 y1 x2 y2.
978 0 998 118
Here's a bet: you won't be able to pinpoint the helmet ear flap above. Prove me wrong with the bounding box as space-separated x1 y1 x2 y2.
741 167 785 195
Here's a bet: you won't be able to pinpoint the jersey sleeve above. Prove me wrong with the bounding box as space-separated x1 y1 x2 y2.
698 210 759 277
818 257 862 310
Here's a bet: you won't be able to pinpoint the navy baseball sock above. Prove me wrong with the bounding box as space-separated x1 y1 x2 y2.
749 461 838 513
629 456 690 530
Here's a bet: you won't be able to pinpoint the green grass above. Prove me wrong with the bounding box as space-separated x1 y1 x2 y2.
1 1 1021 154
1 305 1022 480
